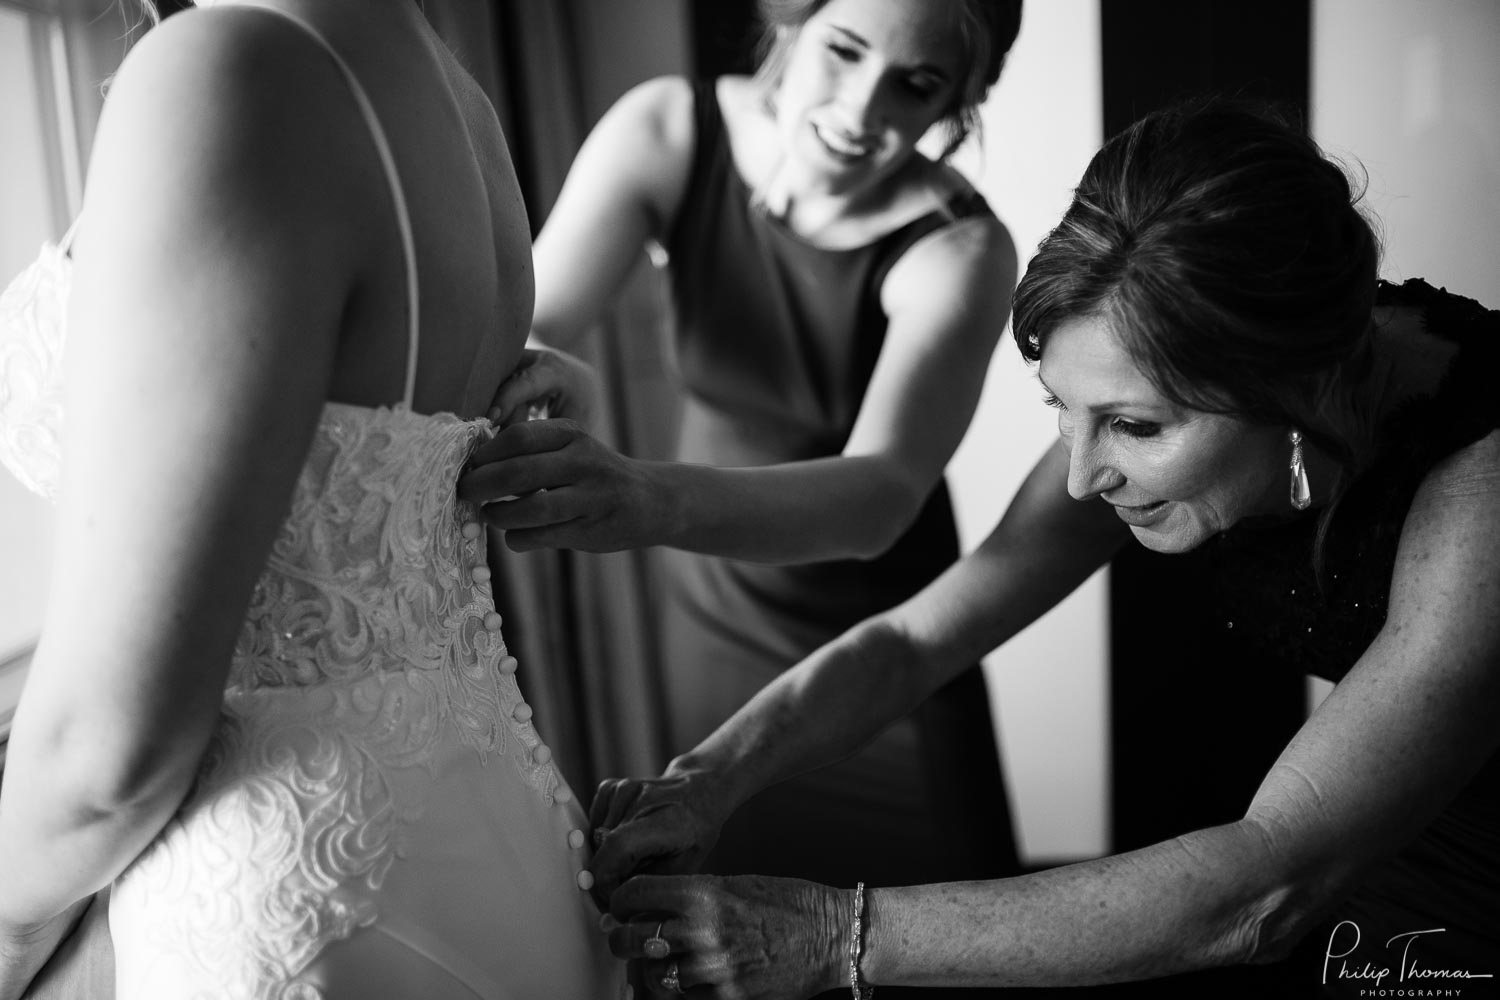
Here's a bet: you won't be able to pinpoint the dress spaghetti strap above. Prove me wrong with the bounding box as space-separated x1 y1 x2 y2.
56 217 81 256
249 6 422 408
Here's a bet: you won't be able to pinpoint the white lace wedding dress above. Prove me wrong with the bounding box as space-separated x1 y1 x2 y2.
0 8 624 999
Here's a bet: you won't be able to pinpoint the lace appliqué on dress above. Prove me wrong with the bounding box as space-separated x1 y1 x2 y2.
112 405 565 1000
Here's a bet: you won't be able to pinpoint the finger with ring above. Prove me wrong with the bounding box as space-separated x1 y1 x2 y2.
661 960 684 995
644 920 670 961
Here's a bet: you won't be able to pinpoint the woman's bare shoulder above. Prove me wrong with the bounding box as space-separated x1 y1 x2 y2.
96 8 375 196
80 9 377 292
1415 428 1500 509
1392 429 1500 600
604 75 696 147
111 7 337 108
883 171 1016 310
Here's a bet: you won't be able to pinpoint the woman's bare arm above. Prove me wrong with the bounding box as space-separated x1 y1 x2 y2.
0 9 363 941
464 209 1019 563
604 432 1500 993
528 76 696 351
860 430 1500 986
587 442 1128 892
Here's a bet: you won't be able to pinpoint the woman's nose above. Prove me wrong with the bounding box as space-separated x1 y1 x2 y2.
836 68 886 133
1065 434 1120 501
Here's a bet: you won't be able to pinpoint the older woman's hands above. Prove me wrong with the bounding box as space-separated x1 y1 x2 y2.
455 418 667 552
586 766 730 908
486 346 600 430
607 874 849 999
591 768 855 997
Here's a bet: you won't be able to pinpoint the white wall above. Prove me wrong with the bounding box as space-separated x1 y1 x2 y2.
1313 0 1500 305
946 0 1109 863
1310 0 1500 710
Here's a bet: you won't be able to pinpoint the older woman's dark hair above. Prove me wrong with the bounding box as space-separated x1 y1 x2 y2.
1013 98 1383 491
754 0 1023 157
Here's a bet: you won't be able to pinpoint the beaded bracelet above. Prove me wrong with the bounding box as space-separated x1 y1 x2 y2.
848 881 874 999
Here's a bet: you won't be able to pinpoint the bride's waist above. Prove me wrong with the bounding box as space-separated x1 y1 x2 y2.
220 665 506 744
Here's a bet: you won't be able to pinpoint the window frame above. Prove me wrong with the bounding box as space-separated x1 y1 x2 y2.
0 0 92 756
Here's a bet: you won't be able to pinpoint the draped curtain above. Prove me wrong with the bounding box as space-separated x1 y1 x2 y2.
424 0 692 790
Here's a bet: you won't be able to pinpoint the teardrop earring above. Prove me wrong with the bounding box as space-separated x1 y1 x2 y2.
1288 429 1312 510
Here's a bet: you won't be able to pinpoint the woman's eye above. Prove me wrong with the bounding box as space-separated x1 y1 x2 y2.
901 78 942 101
1111 417 1160 439
1042 392 1065 410
827 43 859 62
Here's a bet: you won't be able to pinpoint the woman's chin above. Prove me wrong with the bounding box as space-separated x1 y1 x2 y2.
1128 521 1208 555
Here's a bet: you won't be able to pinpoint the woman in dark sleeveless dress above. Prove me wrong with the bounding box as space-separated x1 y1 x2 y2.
461 0 1027 942
589 98 1500 998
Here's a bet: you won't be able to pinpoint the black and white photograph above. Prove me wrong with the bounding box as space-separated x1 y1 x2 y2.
0 1 1496 997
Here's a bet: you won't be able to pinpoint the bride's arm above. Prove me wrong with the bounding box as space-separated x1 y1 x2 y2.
0 13 363 987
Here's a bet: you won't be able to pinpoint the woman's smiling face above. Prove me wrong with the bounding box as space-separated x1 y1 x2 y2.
1038 313 1287 553
774 0 963 193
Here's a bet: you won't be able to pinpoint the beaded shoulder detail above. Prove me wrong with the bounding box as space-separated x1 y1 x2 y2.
1207 279 1500 682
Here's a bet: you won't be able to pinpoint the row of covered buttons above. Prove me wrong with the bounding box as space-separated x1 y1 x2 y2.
462 521 493 585
466 519 595 893
466 521 523 713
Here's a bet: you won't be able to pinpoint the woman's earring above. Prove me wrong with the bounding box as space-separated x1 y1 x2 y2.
1288 429 1312 510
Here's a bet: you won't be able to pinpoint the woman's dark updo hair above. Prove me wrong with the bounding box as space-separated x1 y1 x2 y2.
754 0 1023 158
1013 97 1383 488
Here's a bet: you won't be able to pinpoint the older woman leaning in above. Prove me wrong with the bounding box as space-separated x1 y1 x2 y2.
585 98 1500 998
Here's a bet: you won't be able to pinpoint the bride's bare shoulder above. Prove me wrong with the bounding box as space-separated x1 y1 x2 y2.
110 7 339 112
87 9 377 251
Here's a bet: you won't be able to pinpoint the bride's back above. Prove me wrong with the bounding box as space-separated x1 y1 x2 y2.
264 0 532 417
96 0 530 418
0 5 626 997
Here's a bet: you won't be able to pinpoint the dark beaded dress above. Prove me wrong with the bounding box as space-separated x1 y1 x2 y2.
1205 279 1500 994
